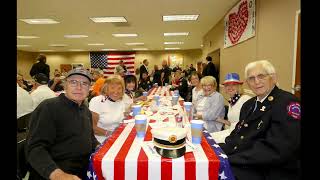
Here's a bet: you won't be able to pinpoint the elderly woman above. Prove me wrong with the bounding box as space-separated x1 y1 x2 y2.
89 75 126 143
123 75 147 111
190 71 203 104
194 76 227 133
211 73 251 143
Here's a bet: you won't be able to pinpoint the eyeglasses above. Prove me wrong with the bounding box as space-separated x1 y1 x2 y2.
246 73 270 83
67 79 90 88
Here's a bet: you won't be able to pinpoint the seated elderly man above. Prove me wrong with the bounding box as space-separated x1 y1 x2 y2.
30 73 56 110
219 60 301 180
26 68 99 180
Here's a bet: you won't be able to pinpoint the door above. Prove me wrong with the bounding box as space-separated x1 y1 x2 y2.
292 11 300 99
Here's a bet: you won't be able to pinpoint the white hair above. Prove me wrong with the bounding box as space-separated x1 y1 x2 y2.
244 60 276 79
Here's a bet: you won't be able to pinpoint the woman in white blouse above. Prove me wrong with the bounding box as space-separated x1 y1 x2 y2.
211 73 251 143
190 71 203 107
89 75 126 143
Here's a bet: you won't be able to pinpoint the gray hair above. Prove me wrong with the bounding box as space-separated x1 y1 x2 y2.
244 60 276 79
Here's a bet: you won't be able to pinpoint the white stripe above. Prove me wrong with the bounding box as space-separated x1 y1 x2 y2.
101 123 135 180
108 54 135 58
172 156 185 179
193 145 209 180
107 59 135 63
125 138 143 180
147 155 161 180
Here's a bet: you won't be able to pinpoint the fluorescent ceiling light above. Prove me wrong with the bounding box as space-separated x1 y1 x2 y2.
163 15 199 21
39 50 54 52
132 48 148 51
17 36 39 39
17 45 31 47
19 18 60 24
90 17 127 23
88 43 104 46
125 42 144 46
165 47 180 50
101 48 117 51
49 44 67 47
164 42 184 45
112 33 138 37
164 32 189 36
69 49 84 51
64 35 88 38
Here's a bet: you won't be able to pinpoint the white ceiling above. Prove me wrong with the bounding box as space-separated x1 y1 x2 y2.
17 0 238 52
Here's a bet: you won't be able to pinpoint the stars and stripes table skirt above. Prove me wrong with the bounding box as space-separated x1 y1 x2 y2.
86 86 235 180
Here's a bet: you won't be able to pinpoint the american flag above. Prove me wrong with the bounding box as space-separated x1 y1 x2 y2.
90 52 136 77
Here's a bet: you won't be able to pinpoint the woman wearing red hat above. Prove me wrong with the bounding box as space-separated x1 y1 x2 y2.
211 73 251 143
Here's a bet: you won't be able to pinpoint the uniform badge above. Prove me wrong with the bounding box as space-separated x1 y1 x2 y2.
268 96 274 101
287 102 301 120
260 106 266 111
244 123 248 127
169 135 177 143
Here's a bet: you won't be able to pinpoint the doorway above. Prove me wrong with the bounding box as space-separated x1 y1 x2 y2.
207 49 221 91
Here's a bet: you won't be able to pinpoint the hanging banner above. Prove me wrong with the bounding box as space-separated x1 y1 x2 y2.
224 0 256 48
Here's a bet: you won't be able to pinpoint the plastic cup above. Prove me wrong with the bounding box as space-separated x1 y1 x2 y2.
190 120 204 144
172 95 179 105
132 105 142 117
184 102 192 112
143 91 148 96
154 83 158 87
174 90 179 96
135 115 147 138
165 83 168 86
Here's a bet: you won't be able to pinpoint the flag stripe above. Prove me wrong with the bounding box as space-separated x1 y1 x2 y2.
172 157 185 180
102 123 135 179
201 135 220 180
114 126 137 180
161 157 172 180
193 143 209 180
185 152 196 180
92 124 127 180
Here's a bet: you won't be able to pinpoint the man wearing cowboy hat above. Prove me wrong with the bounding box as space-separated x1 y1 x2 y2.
219 60 300 180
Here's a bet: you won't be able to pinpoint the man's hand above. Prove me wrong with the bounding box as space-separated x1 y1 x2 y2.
49 169 81 180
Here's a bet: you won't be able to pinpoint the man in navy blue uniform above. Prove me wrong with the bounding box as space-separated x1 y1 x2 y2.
219 60 300 180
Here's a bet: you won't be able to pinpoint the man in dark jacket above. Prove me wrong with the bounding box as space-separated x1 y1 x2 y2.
202 56 218 85
219 60 300 180
30 54 50 79
26 68 99 180
139 59 149 80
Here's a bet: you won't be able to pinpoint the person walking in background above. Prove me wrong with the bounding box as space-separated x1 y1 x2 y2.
151 65 162 86
30 54 50 79
139 59 149 80
210 73 251 143
160 60 172 84
202 56 219 86
219 60 301 180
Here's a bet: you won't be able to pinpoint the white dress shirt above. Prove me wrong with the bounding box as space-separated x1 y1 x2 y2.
30 85 56 110
17 84 34 119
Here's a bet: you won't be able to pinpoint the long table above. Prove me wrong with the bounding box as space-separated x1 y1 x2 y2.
86 86 235 180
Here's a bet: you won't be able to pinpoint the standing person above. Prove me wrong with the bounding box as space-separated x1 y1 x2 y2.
194 76 228 133
202 56 218 85
189 63 196 72
89 75 126 143
160 60 172 85
151 65 162 86
30 54 50 79
26 68 99 180
30 73 56 110
139 59 149 80
219 60 301 180
210 73 251 143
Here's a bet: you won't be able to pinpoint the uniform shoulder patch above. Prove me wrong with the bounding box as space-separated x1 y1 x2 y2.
287 102 301 120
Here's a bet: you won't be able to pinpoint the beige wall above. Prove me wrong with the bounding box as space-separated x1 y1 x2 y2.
17 49 202 79
202 0 300 93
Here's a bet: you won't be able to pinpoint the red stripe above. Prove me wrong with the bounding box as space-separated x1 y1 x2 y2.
161 157 172 180
184 152 196 180
93 124 127 180
201 136 220 180
108 61 135 65
137 126 152 180
107 57 135 60
114 126 137 180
